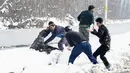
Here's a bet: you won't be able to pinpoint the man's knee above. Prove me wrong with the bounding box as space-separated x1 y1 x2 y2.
100 55 106 60
58 42 64 50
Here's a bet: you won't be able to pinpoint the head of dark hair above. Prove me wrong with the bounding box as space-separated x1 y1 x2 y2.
48 21 54 25
96 17 103 23
65 26 72 32
88 5 95 11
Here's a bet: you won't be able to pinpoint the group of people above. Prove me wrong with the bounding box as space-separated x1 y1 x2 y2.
33 5 111 69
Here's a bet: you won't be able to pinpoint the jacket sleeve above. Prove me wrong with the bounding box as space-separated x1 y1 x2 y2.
92 14 94 24
38 28 50 38
44 34 56 44
65 34 73 47
42 28 50 38
91 29 98 36
91 27 105 38
90 13 94 25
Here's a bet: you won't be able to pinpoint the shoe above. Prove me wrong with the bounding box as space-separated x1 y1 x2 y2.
48 63 52 65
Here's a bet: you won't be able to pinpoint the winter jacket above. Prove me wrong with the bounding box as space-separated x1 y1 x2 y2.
30 28 50 49
91 25 111 45
44 25 65 44
77 10 94 27
65 30 86 47
38 28 50 38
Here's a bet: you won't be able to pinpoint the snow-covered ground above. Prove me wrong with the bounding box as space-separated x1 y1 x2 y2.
0 30 130 73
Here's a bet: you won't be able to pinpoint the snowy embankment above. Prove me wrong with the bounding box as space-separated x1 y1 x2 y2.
0 28 42 47
0 21 130 47
0 31 130 73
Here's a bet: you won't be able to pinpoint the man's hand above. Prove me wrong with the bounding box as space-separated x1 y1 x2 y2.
67 46 72 51
88 25 95 32
87 29 93 32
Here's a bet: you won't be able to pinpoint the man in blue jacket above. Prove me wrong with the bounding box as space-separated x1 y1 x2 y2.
44 21 69 51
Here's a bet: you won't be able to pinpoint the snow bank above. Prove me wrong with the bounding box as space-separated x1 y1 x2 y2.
107 19 130 24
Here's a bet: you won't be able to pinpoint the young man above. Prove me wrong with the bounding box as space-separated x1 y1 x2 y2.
64 26 98 64
43 21 69 51
77 5 95 41
88 17 111 69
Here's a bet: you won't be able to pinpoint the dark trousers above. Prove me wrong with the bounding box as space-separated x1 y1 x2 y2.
79 26 89 41
58 37 69 51
68 41 98 64
93 44 110 67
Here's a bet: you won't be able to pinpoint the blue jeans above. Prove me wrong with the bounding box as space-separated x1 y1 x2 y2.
69 41 98 64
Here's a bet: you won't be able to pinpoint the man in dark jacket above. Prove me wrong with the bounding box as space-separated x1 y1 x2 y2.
30 27 59 54
88 17 111 69
43 21 69 51
64 26 98 64
77 5 95 41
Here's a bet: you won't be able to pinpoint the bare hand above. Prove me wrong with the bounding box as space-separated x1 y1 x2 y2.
87 29 92 32
67 47 72 51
